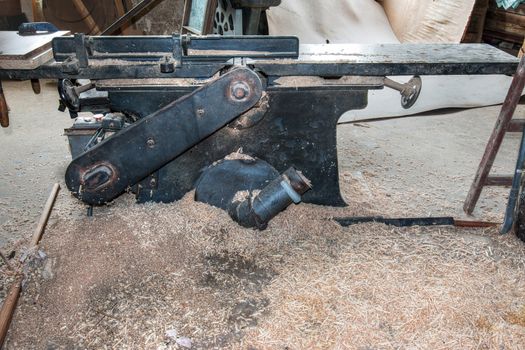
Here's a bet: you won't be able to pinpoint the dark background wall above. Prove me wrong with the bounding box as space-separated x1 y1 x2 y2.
17 0 183 35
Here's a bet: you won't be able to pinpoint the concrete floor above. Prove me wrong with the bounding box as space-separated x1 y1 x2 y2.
337 104 524 220
0 80 523 248
0 80 71 247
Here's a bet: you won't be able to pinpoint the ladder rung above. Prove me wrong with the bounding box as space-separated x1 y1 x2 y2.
508 119 525 132
485 175 513 186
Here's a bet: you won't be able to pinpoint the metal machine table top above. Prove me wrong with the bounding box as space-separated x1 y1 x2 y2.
256 43 518 76
0 35 519 80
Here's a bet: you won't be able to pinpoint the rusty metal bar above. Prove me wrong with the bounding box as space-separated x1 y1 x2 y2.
463 55 525 215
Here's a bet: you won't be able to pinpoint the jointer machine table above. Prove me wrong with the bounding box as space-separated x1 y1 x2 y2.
0 34 519 228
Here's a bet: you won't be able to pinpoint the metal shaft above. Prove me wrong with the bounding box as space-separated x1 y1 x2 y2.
74 82 95 95
383 77 407 92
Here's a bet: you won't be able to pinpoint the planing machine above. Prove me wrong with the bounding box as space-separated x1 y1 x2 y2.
0 33 519 228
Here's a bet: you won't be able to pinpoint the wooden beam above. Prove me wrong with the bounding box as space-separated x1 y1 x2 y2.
31 0 44 22
508 119 525 132
485 175 513 187
72 0 102 35
114 0 131 34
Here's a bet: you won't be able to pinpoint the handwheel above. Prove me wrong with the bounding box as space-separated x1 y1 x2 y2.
58 79 81 112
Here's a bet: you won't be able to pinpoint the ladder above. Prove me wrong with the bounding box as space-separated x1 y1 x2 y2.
464 55 525 218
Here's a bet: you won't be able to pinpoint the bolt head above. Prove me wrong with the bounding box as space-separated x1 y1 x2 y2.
231 82 250 101
146 138 156 148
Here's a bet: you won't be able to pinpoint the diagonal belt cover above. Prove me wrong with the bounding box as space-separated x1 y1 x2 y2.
65 67 263 205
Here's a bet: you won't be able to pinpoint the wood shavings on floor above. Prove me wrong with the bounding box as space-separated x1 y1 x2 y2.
2 184 525 349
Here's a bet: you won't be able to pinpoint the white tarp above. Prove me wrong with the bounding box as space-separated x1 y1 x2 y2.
266 0 520 122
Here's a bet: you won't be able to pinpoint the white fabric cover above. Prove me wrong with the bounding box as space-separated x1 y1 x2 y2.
266 0 520 122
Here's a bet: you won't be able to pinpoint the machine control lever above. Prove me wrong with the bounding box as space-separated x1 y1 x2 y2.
58 79 95 112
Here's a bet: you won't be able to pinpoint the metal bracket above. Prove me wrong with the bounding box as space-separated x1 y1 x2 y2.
173 34 183 68
74 33 89 68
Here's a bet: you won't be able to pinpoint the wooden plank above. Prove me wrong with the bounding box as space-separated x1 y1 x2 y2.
0 31 69 60
0 31 70 69
0 48 54 70
483 29 524 44
463 0 489 43
487 8 525 27
485 18 524 37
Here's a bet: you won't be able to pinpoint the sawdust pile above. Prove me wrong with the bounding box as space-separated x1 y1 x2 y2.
2 184 525 349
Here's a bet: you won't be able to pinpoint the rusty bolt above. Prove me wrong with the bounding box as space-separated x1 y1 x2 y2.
196 108 205 117
146 137 156 148
231 82 250 101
